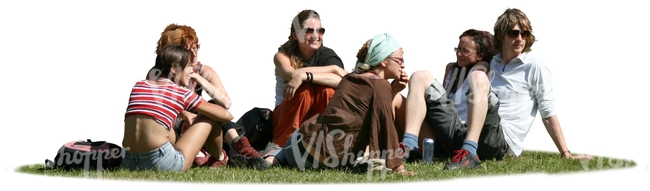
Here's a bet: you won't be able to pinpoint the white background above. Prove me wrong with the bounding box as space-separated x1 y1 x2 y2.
1 0 648 189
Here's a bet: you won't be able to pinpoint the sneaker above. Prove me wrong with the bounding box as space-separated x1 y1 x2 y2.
444 149 481 170
229 154 270 171
399 142 422 163
261 142 282 157
233 136 263 158
407 147 423 163
193 149 229 168
207 149 229 168
398 142 408 158
192 148 211 167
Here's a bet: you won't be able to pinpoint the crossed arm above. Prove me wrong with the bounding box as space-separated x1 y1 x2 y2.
274 51 347 87
274 51 348 100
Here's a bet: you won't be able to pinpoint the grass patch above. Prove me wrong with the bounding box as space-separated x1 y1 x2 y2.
17 151 635 184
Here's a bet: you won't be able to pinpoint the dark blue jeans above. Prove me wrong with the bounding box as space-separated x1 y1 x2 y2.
274 130 319 170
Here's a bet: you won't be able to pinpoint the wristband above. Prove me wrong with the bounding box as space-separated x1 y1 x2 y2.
561 150 571 157
306 72 313 83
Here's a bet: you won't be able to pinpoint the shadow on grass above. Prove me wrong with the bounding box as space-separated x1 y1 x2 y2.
16 150 636 184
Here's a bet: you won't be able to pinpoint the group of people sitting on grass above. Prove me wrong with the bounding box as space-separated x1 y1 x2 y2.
121 8 592 175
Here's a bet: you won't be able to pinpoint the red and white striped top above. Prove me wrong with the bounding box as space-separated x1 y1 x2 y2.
124 79 203 131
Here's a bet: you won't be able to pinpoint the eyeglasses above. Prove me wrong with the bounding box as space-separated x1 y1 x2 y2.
507 30 530 38
454 47 476 56
388 57 404 64
304 27 326 35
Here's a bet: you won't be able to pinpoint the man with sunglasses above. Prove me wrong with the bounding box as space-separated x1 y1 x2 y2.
488 8 592 160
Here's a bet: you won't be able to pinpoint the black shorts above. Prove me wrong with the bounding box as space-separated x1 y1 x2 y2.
424 80 508 160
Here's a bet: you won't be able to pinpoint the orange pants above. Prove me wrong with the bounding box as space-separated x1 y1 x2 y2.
271 83 336 146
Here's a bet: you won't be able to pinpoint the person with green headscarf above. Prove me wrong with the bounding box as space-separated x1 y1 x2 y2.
262 33 414 175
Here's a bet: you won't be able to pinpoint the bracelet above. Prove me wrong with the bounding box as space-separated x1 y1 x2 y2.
306 72 313 83
396 169 406 174
561 150 571 156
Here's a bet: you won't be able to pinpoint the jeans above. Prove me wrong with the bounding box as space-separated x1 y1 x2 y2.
121 141 185 171
273 129 318 170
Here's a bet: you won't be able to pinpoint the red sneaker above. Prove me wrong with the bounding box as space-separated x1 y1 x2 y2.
208 149 229 168
193 148 211 167
444 149 481 170
193 148 228 168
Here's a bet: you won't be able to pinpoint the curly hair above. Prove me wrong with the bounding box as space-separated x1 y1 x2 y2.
155 24 199 54
277 9 321 69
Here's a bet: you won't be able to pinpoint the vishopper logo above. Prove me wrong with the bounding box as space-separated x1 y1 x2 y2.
291 10 318 43
147 68 167 104
288 129 404 181
146 68 188 104
444 64 512 106
53 146 128 178
579 156 634 171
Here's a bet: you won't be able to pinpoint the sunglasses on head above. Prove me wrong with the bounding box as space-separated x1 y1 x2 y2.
304 27 326 34
507 30 530 38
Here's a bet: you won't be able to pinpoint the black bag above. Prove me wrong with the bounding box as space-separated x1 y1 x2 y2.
236 107 273 151
45 139 123 170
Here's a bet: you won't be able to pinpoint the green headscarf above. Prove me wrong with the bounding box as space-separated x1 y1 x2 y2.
355 33 401 72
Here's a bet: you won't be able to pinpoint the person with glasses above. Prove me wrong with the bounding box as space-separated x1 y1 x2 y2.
488 8 592 160
263 33 415 175
267 9 349 154
400 29 507 170
148 24 269 170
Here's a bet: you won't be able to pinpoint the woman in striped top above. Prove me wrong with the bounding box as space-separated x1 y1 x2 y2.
122 45 234 172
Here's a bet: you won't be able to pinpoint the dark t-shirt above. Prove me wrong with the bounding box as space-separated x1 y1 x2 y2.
302 46 345 69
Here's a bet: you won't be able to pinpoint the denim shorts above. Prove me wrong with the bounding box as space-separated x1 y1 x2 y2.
121 142 185 172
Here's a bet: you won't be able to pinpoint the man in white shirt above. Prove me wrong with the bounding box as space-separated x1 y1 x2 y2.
488 8 592 160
